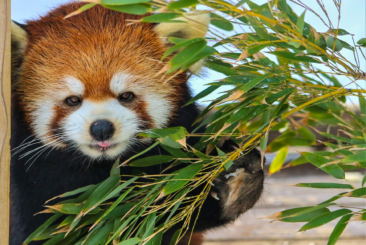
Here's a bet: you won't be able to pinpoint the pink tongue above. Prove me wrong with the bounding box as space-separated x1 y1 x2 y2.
98 142 111 148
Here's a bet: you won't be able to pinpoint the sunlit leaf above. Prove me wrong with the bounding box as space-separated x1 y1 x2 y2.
269 145 288 174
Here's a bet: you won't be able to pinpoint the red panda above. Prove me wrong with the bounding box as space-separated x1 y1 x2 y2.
10 2 264 245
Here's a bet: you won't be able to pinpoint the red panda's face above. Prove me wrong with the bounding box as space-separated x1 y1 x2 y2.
11 3 209 160
23 72 177 160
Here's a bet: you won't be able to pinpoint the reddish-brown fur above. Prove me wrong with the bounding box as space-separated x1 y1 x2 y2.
18 2 188 127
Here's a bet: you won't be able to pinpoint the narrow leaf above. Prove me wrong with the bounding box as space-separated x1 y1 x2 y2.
269 146 288 175
129 155 175 167
164 164 203 195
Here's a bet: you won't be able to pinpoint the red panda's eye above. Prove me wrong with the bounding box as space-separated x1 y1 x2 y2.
65 96 82 107
118 92 135 103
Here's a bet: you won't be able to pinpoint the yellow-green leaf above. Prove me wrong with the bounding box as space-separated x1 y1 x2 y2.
269 146 288 175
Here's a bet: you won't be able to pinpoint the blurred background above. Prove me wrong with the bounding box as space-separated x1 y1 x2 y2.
12 1 366 244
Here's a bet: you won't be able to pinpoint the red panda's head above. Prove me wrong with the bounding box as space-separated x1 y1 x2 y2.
11 3 209 160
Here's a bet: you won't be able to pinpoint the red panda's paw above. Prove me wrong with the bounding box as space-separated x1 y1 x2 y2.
211 149 264 222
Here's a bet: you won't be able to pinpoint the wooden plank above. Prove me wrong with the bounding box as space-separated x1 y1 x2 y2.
203 239 366 245
0 0 11 244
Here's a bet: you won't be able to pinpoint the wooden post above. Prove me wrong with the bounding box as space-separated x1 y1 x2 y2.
0 0 11 244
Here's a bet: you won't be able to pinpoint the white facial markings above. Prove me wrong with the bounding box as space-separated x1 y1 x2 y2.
63 99 141 159
144 94 172 128
110 72 134 96
64 76 85 95
32 100 58 144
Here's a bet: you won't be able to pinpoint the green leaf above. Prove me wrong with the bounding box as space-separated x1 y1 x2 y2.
211 13 234 31
107 215 137 243
103 3 151 15
42 233 64 245
359 94 366 124
217 148 234 170
186 85 219 105
167 0 199 10
47 185 94 203
159 136 183 149
239 73 272 93
117 237 141 245
269 146 288 174
100 0 149 5
362 174 366 187
82 175 120 214
296 11 306 35
298 127 316 143
270 51 321 63
161 145 189 162
64 3 97 19
329 29 351 36
121 141 160 165
265 88 295 104
141 13 182 23
141 127 186 139
345 187 366 197
295 183 354 189
325 35 343 51
96 186 135 224
205 60 236 75
281 208 330 223
169 40 207 72
24 214 63 244
327 214 353 245
302 152 345 179
46 203 100 215
129 155 175 167
180 46 216 70
341 151 366 163
163 38 204 60
320 132 365 144
164 164 203 195
226 107 252 124
83 221 114 245
110 159 121 176
357 38 366 47
300 209 352 231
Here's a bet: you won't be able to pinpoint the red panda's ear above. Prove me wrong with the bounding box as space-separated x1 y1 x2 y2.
11 21 28 54
11 21 28 88
154 12 210 40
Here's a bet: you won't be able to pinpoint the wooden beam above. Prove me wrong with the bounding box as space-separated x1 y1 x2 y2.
0 0 11 244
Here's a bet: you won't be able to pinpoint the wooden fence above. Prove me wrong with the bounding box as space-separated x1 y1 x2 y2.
0 0 11 244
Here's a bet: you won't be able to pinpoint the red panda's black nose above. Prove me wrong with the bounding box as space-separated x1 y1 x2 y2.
90 120 115 141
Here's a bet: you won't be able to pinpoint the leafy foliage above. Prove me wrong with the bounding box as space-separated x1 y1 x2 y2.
31 0 366 244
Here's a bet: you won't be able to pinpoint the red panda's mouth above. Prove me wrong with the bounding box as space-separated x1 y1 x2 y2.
89 143 118 152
